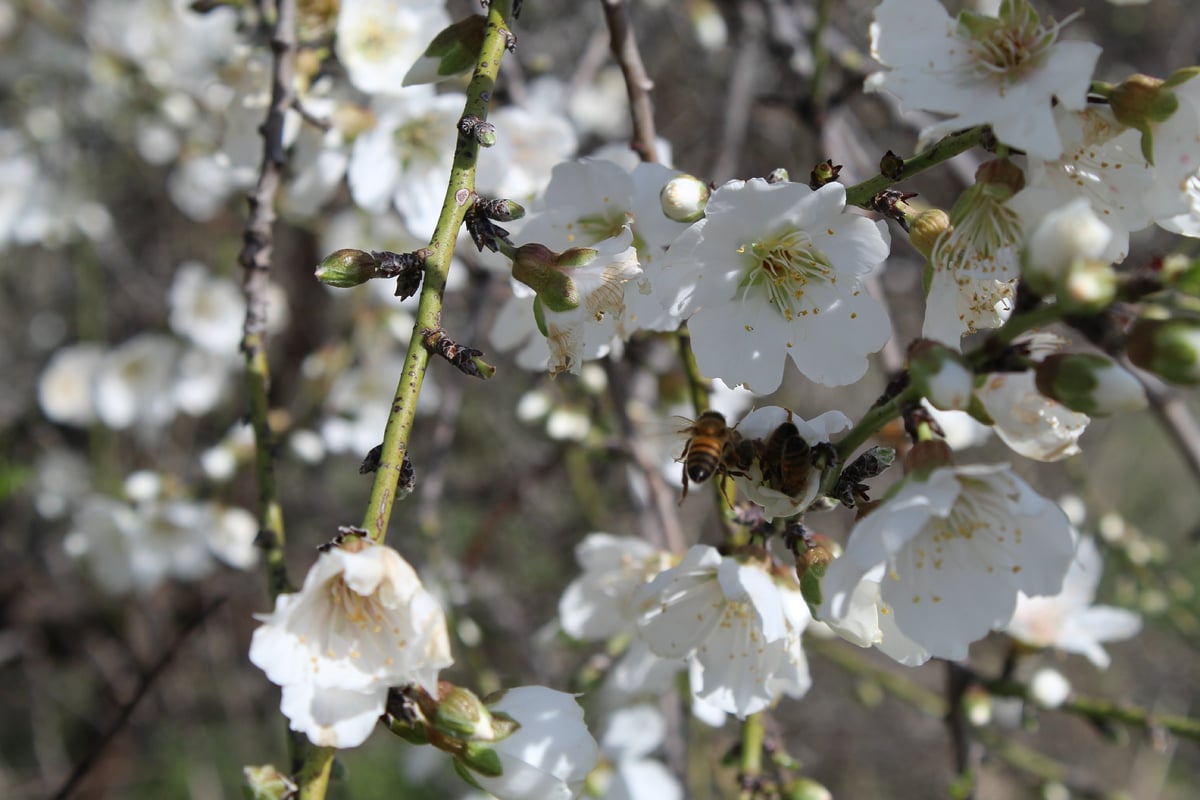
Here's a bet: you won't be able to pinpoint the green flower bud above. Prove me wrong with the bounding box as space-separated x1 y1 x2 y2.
660 174 710 223
1035 353 1145 415
1060 259 1117 313
456 741 504 778
1109 73 1179 164
484 198 526 222
909 339 974 411
807 160 838 188
434 686 495 739
785 777 833 800
510 243 581 312
315 248 380 288
1127 317 1200 385
909 209 951 260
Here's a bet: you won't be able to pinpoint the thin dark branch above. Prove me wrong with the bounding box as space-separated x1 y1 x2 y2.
601 0 658 163
50 598 227 800
239 0 297 603
946 661 984 800
1139 371 1200 492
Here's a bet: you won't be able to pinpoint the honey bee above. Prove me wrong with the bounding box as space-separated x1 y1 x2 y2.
759 419 811 497
676 410 747 501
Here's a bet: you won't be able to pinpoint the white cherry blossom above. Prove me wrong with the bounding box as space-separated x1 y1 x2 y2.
336 0 450 97
923 175 1023 348
727 406 852 520
558 533 671 641
467 687 598 800
1005 537 1142 668
822 462 1076 661
249 540 453 748
867 0 1100 160
976 370 1089 462
657 179 890 392
635 546 812 718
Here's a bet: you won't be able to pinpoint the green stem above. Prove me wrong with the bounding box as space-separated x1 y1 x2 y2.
738 712 765 800
295 747 335 800
677 325 710 415
844 126 988 209
985 679 1200 742
359 0 515 543
835 383 919 463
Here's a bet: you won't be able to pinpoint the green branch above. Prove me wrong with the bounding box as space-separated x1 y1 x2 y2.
359 0 516 543
844 126 988 209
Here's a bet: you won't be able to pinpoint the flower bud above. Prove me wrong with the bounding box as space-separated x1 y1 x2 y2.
963 685 993 727
456 741 504 779
786 778 833 800
1030 667 1071 709
1060 260 1117 312
435 686 495 740
315 248 380 288
807 160 838 188
909 209 950 260
1110 73 1179 163
1127 317 1200 385
909 339 974 411
660 174 710 222
1023 198 1113 296
510 243 581 312
242 765 297 800
766 167 790 184
482 198 525 222
1034 354 1146 415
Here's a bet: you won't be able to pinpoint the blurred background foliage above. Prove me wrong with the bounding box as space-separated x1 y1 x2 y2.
2 0 1199 798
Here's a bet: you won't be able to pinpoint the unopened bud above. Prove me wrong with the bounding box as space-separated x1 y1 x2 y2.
660 174 709 223
242 765 297 800
767 167 791 184
435 686 495 739
909 339 974 411
786 778 833 800
909 209 950 260
1110 72 1179 164
455 742 504 780
1030 667 1072 709
963 685 993 727
481 198 525 222
1160 254 1200 297
1127 317 1200 385
807 160 839 189
1023 198 1113 296
1061 260 1117 312
315 248 380 288
1034 353 1146 415
510 243 582 312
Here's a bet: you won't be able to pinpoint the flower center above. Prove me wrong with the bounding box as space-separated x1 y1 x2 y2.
567 211 638 249
737 230 833 321
960 0 1074 85
329 577 385 630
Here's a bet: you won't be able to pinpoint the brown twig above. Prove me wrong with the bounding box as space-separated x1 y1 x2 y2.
601 0 658 163
945 661 984 800
1138 372 1200 494
238 0 296 603
50 598 227 800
